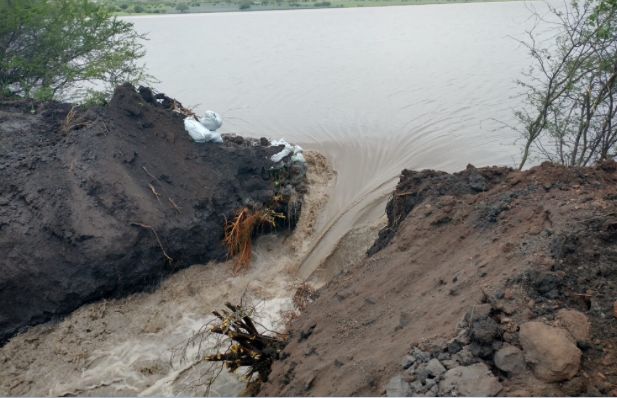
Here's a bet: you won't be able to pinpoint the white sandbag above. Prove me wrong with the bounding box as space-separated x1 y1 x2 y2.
207 130 223 144
291 152 305 163
271 146 293 162
184 117 223 143
270 138 305 163
199 110 223 131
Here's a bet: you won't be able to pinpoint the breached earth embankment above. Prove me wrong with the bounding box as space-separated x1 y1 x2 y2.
0 83 308 345
262 162 617 396
3 83 617 397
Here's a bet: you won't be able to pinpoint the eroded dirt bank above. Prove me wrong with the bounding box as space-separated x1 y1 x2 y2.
262 162 617 396
0 84 306 344
0 150 334 396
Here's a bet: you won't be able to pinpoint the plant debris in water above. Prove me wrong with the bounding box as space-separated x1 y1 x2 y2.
176 301 287 395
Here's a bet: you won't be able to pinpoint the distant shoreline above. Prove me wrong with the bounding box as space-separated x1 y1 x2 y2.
115 0 524 17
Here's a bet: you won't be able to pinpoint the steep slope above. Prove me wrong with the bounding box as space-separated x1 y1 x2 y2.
261 162 617 396
0 84 305 344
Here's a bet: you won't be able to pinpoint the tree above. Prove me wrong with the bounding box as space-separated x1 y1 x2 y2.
515 0 617 168
0 0 150 101
176 3 190 12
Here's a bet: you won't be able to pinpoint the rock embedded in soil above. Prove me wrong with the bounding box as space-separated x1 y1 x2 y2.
519 321 581 382
494 344 525 375
470 317 499 345
441 359 459 370
555 309 591 343
401 354 415 370
453 346 476 366
385 374 411 397
438 363 502 396
465 303 492 323
425 358 447 378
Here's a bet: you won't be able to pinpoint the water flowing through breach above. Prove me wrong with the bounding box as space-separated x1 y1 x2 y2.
128 1 545 279
0 153 335 396
0 2 552 395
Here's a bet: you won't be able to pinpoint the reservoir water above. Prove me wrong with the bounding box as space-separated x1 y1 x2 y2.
130 2 533 276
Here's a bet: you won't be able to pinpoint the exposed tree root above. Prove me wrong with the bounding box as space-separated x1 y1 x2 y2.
174 301 287 396
130 221 173 265
224 207 285 273
206 303 287 383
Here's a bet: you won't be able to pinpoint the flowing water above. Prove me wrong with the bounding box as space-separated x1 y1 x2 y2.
1 3 550 396
130 2 538 276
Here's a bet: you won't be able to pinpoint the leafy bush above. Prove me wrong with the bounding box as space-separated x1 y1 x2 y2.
0 0 150 102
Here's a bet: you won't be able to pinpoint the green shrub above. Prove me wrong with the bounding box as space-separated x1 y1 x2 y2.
0 0 150 101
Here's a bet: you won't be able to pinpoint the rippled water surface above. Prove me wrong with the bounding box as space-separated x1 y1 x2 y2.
130 2 537 273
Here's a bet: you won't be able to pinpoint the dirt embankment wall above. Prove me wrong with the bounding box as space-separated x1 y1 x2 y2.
0 84 305 344
262 162 617 396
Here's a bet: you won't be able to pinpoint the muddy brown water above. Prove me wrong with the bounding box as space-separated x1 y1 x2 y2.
0 3 555 396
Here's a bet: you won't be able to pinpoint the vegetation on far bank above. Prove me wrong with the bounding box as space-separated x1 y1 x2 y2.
101 0 522 15
4 0 617 170
1 0 149 103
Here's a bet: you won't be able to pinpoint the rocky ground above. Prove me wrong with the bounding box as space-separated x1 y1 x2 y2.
261 162 617 396
0 84 307 345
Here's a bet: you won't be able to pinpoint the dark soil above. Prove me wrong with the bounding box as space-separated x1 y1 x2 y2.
0 84 305 345
367 164 509 255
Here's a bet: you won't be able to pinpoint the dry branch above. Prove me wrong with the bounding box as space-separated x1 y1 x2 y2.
148 183 161 202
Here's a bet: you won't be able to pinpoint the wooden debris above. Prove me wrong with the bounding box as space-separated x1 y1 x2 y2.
206 302 287 384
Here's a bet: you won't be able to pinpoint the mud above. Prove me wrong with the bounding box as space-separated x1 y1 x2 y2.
0 151 334 397
261 161 617 396
0 84 305 344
